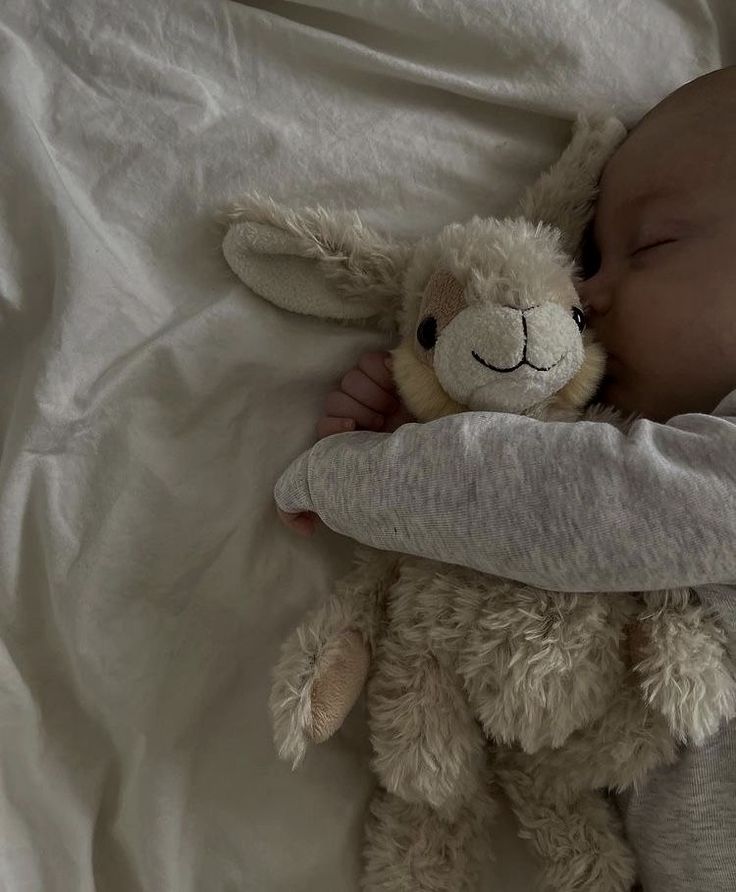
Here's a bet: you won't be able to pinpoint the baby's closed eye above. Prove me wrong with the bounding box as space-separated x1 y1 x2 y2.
630 236 679 258
629 215 698 261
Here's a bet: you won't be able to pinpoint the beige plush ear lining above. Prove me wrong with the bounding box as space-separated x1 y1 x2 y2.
308 631 371 744
231 220 304 257
223 220 381 321
222 194 408 330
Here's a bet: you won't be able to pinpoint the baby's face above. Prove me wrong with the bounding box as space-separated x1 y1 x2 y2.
580 85 736 422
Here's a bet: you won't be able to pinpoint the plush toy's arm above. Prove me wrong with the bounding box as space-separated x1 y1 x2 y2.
223 193 411 330
270 547 398 767
518 115 627 257
633 590 736 745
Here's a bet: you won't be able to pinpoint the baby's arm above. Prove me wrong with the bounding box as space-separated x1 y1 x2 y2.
275 360 736 593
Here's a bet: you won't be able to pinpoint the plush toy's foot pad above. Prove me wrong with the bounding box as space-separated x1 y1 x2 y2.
309 630 370 744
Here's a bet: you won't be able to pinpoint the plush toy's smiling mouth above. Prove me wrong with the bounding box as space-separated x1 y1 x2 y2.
471 350 567 374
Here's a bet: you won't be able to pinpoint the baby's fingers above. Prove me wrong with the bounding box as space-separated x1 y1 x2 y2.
340 367 400 414
324 391 386 431
316 416 356 439
357 351 397 393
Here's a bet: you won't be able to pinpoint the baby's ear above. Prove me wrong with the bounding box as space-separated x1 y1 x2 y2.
222 194 411 330
518 115 627 256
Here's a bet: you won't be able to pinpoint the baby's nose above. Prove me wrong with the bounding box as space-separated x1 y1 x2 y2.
577 272 612 316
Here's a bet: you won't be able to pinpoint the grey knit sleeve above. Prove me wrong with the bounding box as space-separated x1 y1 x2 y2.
274 393 736 593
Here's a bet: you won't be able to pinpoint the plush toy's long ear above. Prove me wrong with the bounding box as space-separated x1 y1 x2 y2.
518 115 627 257
222 194 411 331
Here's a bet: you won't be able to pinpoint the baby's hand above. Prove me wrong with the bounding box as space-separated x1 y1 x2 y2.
276 507 320 538
277 351 414 537
316 351 415 440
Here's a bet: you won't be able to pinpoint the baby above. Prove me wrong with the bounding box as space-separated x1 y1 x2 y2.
274 67 736 891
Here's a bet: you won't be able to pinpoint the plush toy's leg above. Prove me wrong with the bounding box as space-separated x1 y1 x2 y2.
367 618 487 813
490 689 680 892
270 548 398 766
495 752 636 892
632 590 736 745
362 785 493 892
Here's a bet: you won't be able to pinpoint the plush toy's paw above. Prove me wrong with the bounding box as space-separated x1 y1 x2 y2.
270 624 370 767
634 592 736 745
309 630 371 743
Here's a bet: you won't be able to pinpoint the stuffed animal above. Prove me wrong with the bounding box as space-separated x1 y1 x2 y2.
222 117 736 892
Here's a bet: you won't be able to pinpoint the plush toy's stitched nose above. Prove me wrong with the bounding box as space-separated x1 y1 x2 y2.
433 299 586 413
471 308 567 374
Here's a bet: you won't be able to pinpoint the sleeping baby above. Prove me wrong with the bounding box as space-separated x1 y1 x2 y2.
275 66 736 891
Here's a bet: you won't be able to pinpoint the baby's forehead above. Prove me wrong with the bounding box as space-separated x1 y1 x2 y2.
597 128 736 229
599 68 736 212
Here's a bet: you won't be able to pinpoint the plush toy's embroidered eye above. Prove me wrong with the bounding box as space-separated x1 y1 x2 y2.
416 316 438 350
571 307 586 332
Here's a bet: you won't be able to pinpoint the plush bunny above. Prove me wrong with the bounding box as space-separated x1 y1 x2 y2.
223 117 736 892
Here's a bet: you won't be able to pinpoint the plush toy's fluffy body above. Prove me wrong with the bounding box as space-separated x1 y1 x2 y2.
223 118 736 891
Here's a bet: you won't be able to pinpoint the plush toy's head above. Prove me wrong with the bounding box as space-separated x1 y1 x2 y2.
391 216 604 422
222 116 626 424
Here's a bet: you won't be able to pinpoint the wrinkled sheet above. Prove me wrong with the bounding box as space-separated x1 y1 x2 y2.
0 1 733 889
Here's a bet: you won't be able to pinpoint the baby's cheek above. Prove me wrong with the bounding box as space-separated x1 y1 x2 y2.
602 265 722 417
612 277 667 359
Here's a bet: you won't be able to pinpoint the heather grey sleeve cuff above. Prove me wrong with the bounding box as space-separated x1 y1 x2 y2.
273 448 314 514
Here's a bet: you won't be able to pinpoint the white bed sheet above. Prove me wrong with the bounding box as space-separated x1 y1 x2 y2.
0 1 733 889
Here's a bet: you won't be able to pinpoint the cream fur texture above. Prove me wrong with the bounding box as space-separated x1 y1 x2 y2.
223 116 736 891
